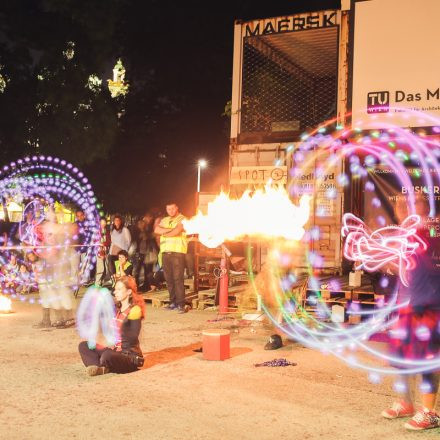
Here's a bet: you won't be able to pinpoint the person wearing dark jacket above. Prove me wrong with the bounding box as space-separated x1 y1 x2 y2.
78 276 145 375
95 217 111 286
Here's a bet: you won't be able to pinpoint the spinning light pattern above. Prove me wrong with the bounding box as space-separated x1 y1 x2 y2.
342 213 427 286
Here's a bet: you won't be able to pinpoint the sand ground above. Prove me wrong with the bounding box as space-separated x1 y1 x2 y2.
0 298 439 440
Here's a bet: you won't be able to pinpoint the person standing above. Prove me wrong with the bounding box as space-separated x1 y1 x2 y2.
132 219 147 289
95 217 110 286
135 213 159 290
108 215 131 277
71 209 89 288
154 201 188 313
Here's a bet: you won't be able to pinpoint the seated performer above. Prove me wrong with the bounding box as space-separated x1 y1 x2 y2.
78 276 145 376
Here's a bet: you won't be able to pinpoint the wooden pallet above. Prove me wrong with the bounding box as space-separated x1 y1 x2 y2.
142 289 168 302
143 289 198 308
289 274 381 323
197 289 216 310
184 278 194 290
229 273 249 284
196 284 251 310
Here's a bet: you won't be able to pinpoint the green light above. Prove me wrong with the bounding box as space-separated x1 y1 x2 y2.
388 141 396 148
371 131 380 138
430 227 436 237
414 169 421 178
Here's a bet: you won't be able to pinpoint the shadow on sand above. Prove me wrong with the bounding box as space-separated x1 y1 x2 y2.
141 343 252 369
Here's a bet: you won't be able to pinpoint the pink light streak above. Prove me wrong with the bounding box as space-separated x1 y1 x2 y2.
342 213 427 286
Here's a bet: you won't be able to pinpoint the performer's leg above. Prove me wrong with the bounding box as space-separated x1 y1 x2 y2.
100 350 138 374
95 257 104 285
420 373 439 411
78 341 106 367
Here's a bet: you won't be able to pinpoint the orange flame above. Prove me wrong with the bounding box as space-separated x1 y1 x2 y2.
0 295 12 312
183 186 310 248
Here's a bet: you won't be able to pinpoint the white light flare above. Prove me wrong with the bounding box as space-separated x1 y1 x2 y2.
0 295 12 313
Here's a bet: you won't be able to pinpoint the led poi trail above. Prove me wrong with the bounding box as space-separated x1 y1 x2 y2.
76 286 118 349
342 213 427 286
0 155 101 304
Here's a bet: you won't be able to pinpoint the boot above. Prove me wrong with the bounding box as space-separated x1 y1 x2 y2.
86 365 110 376
51 309 64 327
56 309 75 329
32 308 51 328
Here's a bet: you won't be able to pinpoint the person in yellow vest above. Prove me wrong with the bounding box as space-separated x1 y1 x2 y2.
154 201 188 313
112 250 133 287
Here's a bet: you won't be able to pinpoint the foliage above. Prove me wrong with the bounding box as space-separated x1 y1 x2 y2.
0 0 126 164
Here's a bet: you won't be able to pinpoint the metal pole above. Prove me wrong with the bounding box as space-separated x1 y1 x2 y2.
219 244 231 314
197 165 201 192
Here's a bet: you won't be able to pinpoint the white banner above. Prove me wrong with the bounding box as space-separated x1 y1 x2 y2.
351 0 440 128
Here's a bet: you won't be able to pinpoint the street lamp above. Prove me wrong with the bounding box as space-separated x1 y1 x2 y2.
197 159 207 192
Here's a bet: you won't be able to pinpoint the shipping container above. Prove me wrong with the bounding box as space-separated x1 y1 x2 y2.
229 0 440 274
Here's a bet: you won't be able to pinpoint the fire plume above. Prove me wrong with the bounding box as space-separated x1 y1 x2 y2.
183 186 310 248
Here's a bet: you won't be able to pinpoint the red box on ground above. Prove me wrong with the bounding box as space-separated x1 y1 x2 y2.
202 329 231 361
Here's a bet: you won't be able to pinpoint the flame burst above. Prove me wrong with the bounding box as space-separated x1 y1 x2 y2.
183 186 310 248
0 295 12 313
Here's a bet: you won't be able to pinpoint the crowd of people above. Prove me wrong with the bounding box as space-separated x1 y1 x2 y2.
0 199 193 324
94 203 194 300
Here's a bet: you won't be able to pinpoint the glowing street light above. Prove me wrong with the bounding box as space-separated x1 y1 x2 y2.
197 159 207 192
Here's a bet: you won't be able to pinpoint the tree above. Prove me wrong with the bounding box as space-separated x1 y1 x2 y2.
0 0 126 165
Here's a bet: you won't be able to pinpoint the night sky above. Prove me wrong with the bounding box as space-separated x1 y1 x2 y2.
0 0 340 217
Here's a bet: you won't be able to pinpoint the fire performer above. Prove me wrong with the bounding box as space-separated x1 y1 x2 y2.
78 276 145 376
34 209 76 328
381 197 440 430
